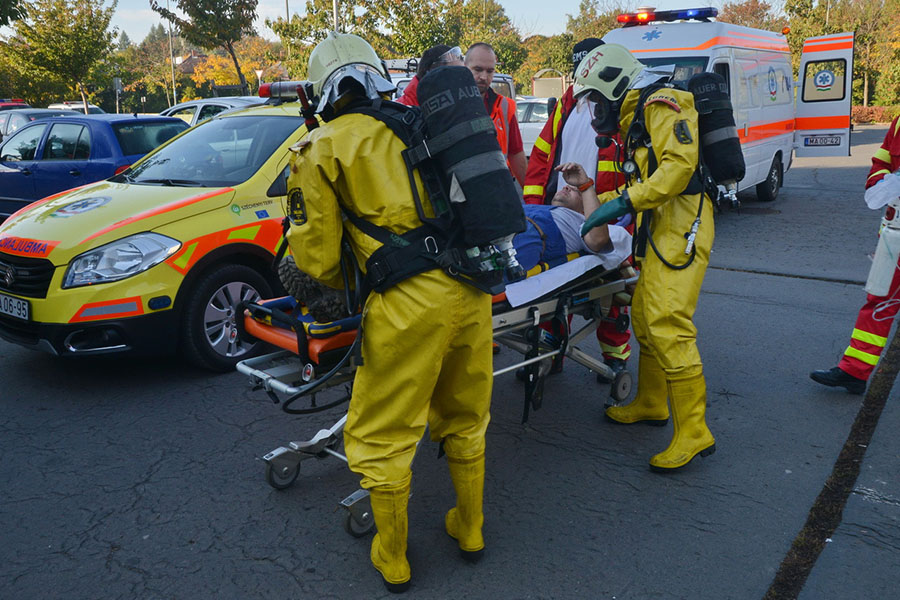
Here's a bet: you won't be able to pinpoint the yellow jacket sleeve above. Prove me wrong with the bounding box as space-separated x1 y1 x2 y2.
625 90 700 213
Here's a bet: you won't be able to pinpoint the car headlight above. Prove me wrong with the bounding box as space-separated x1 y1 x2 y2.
63 233 182 288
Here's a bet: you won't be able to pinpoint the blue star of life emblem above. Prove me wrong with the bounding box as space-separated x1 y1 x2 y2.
643 30 661 41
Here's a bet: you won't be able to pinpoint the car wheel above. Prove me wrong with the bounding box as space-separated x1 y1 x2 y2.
756 155 782 202
182 264 272 372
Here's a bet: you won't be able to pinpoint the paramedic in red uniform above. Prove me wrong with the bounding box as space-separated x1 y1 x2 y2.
465 42 526 188
811 117 900 395
521 37 633 382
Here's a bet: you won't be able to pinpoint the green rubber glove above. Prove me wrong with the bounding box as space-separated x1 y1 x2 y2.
581 192 633 236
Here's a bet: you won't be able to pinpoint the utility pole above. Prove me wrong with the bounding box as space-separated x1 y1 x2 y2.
166 0 178 106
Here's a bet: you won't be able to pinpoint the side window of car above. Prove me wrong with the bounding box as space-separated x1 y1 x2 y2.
0 124 47 161
530 103 549 123
7 113 27 134
197 104 227 122
44 124 90 160
169 106 197 124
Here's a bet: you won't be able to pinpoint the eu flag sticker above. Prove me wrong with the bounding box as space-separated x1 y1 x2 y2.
255 209 269 219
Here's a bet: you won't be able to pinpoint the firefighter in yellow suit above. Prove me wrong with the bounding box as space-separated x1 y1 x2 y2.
575 44 716 472
285 33 493 593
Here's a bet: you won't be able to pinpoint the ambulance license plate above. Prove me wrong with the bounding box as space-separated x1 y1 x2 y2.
804 135 841 147
0 292 29 321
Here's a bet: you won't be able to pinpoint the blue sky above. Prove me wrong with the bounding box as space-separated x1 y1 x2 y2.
110 0 708 45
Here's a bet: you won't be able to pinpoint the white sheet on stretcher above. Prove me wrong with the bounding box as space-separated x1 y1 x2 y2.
504 225 632 308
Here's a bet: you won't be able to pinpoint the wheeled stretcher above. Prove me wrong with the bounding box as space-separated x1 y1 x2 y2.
236 254 638 535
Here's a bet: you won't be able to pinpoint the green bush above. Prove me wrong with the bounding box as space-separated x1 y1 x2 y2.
851 105 900 124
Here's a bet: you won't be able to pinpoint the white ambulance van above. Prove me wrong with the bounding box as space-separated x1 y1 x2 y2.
603 7 854 202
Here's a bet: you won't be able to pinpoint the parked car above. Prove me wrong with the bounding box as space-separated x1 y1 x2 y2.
46 101 106 114
0 99 30 111
0 84 311 371
516 97 555 158
0 114 188 220
160 97 263 127
0 108 73 143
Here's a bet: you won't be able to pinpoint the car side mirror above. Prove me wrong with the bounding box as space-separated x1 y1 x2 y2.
547 97 557 116
267 165 289 197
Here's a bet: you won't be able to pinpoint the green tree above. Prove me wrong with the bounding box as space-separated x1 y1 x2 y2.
2 0 118 113
0 0 27 27
565 0 630 42
267 0 377 78
118 31 133 50
151 0 257 93
514 34 574 92
719 0 787 30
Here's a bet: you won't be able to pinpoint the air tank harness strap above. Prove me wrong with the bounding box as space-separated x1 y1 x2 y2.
342 209 462 294
404 116 496 164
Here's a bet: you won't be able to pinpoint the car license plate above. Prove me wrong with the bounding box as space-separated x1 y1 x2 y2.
0 292 29 320
804 135 841 147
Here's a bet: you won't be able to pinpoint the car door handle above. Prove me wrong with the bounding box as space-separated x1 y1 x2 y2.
69 169 81 176
20 168 31 175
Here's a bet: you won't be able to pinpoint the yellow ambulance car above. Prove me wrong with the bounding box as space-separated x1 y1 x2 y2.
0 83 309 371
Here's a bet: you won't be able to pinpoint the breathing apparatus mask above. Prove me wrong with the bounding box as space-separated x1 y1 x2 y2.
572 43 645 148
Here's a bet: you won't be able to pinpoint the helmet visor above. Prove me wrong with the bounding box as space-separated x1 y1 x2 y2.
435 46 463 65
315 64 396 113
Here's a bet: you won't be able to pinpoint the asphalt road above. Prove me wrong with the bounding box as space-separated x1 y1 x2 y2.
1 125 897 599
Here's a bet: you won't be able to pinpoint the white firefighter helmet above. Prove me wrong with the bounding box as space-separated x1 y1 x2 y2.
572 43 644 101
307 31 395 114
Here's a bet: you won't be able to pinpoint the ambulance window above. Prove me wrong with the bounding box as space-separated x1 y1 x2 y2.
713 63 730 97
802 59 846 103
760 63 793 106
734 59 760 109
638 57 708 88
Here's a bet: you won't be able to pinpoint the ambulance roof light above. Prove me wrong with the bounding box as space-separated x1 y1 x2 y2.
618 6 718 26
258 81 307 100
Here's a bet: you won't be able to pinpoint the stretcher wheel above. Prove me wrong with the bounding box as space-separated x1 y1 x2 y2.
265 461 300 490
344 509 375 538
610 370 633 403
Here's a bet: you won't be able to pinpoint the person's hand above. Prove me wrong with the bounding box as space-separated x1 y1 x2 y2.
581 193 633 236
555 162 590 188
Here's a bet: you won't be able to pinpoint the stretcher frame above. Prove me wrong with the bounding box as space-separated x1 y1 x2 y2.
237 263 637 536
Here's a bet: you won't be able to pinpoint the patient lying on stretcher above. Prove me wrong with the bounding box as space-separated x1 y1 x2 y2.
514 161 632 273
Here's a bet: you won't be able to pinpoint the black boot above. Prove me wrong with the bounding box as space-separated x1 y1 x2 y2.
810 367 866 395
597 358 627 384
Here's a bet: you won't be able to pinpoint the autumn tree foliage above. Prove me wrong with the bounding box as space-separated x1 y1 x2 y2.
151 0 258 94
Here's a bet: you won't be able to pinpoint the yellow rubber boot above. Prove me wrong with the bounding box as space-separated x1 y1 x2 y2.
369 480 411 593
649 373 716 472
445 452 485 563
605 352 669 426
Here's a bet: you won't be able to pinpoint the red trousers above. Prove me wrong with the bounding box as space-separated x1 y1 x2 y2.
838 260 900 381
543 305 631 363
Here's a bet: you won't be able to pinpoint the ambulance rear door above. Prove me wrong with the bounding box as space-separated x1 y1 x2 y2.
794 32 854 157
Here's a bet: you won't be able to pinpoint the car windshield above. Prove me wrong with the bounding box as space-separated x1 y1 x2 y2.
638 57 710 88
113 121 189 156
124 115 304 187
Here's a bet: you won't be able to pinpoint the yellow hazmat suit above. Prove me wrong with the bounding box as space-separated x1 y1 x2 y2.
286 112 493 588
601 87 716 471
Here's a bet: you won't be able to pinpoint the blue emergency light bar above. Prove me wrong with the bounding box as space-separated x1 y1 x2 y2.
617 7 718 26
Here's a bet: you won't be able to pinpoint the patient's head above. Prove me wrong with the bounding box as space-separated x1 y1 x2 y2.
551 185 584 213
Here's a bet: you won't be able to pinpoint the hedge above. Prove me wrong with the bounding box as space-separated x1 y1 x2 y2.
851 105 900 124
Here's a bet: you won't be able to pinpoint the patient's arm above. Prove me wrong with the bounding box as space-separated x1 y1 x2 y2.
555 162 612 254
